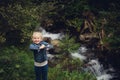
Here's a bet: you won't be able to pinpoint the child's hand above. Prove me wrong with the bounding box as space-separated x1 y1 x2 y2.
39 44 46 49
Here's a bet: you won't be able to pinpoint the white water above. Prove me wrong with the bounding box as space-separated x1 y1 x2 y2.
71 46 113 80
71 52 86 61
88 59 113 80
39 27 64 40
38 27 113 80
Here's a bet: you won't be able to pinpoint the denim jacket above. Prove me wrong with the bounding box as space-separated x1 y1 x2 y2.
29 41 53 63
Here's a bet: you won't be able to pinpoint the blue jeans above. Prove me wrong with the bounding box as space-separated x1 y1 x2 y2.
34 64 48 80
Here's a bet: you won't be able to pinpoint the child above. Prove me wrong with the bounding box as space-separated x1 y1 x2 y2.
29 31 53 80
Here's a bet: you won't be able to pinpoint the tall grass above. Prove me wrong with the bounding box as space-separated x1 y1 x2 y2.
0 46 96 80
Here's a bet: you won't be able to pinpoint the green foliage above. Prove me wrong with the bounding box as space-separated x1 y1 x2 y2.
48 58 96 80
0 0 119 49
0 2 39 43
59 57 83 72
0 46 96 80
99 11 120 49
0 46 34 80
104 35 120 49
48 67 96 80
55 0 90 18
66 18 83 31
0 1 56 44
0 0 119 79
59 34 80 53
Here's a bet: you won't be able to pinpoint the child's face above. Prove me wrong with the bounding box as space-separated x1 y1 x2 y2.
32 32 42 44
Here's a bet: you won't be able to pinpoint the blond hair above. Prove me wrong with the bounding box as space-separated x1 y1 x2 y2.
32 31 43 39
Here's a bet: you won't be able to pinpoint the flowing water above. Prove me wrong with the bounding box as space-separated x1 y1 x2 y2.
71 46 115 80
39 27 64 40
39 27 118 80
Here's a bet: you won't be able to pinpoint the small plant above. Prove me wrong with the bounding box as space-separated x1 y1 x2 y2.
59 34 80 54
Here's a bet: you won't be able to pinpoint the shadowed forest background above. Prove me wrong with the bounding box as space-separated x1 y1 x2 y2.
0 0 120 80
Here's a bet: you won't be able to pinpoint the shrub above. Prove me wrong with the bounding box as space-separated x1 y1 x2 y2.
0 46 34 80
